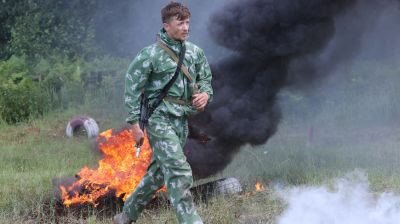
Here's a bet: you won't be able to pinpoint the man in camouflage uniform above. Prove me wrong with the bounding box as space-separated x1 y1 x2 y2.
114 2 212 224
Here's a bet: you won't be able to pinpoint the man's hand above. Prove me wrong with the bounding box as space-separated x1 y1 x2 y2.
131 123 144 146
192 92 209 111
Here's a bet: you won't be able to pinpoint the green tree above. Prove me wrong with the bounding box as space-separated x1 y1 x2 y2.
0 0 27 59
6 0 97 60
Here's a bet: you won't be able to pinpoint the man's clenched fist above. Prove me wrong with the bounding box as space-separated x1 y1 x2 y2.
132 123 144 146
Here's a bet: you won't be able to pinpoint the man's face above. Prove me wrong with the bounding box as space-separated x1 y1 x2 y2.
163 16 190 41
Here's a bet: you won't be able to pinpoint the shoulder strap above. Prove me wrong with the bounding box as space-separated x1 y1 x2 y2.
147 43 186 117
157 40 193 83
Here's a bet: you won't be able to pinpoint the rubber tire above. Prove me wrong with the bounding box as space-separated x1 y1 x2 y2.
66 116 99 139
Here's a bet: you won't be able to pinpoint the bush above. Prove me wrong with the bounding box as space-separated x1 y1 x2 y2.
0 78 50 124
0 55 129 123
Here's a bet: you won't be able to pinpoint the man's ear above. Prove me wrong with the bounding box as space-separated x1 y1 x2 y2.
163 22 170 32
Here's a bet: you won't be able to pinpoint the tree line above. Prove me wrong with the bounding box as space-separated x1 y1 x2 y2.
0 0 132 124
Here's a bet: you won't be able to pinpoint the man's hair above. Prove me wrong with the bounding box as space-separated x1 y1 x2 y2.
161 2 191 23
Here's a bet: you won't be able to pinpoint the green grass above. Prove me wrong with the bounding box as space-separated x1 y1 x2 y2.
2 59 400 223
2 106 400 223
224 123 400 190
0 105 285 223
0 114 97 222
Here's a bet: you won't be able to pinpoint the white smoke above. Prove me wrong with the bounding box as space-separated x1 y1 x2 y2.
277 171 400 224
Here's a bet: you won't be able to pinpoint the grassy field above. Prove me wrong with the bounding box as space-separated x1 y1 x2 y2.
1 60 400 223
0 105 285 224
1 103 400 224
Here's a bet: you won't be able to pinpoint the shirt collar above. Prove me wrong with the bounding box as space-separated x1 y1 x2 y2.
158 28 185 53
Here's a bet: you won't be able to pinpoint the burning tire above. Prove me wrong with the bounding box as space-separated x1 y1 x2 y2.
66 116 99 138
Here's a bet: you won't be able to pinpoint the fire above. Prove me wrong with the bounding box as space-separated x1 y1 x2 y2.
244 180 267 197
60 128 159 207
255 181 265 192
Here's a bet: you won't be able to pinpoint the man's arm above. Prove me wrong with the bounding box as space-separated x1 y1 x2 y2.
192 49 213 110
125 48 153 125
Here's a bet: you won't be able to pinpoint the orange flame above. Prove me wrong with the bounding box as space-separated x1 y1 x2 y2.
60 128 159 207
255 181 265 192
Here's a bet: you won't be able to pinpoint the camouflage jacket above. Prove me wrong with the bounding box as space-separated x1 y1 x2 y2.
124 29 213 124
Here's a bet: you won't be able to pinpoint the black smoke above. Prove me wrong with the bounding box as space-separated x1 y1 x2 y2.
185 0 362 178
89 0 398 179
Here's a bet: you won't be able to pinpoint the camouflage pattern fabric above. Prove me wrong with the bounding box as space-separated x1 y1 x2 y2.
124 28 213 124
123 112 202 223
122 29 212 223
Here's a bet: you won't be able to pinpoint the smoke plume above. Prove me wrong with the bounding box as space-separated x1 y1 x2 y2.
277 171 400 224
93 0 399 178
185 0 396 178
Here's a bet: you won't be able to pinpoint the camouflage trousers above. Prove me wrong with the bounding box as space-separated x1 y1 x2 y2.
123 111 203 224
